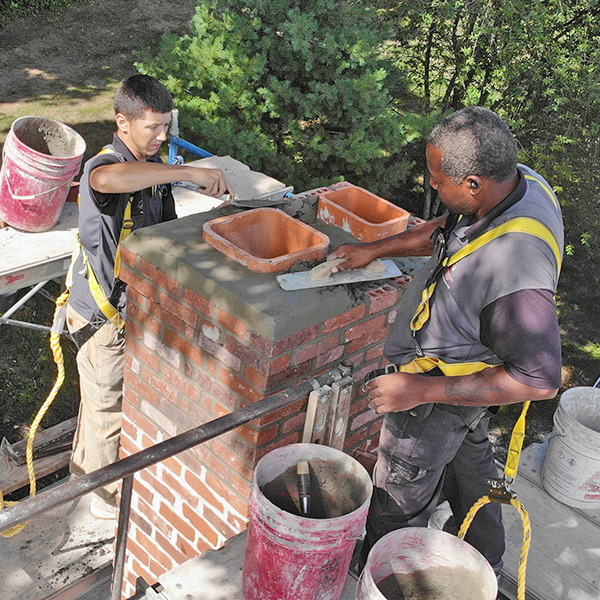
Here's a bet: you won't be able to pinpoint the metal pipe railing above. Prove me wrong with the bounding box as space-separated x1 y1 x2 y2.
0 374 335 598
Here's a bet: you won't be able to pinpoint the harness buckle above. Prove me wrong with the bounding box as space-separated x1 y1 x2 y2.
487 477 516 504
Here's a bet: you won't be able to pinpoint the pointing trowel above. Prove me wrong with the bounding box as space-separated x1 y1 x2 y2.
276 258 403 291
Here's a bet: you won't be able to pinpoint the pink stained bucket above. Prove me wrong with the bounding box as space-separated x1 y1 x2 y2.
357 528 498 600
242 443 372 600
0 116 86 232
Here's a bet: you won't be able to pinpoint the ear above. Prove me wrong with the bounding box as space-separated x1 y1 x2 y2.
466 176 482 192
115 113 129 134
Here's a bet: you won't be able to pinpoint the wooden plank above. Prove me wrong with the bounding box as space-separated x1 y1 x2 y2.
0 417 77 495
501 441 600 600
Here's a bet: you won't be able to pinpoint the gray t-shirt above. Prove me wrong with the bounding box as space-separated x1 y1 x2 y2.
384 165 563 390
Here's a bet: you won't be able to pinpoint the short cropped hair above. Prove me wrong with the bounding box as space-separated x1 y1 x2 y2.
428 106 518 183
114 74 173 120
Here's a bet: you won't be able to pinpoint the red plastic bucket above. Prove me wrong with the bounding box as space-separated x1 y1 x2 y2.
242 443 372 600
0 116 85 232
356 528 497 600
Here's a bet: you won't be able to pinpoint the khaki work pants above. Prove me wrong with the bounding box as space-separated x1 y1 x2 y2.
67 305 125 502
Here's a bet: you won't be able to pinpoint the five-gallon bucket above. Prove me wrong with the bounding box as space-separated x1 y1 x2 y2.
357 528 497 600
541 386 600 509
242 443 372 600
0 116 85 232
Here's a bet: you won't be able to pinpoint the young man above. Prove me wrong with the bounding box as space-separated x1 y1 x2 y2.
330 107 563 571
67 74 233 519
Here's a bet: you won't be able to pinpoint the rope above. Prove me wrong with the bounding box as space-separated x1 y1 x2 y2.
0 291 69 538
458 494 531 600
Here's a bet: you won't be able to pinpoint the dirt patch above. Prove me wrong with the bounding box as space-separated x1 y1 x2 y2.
0 0 196 102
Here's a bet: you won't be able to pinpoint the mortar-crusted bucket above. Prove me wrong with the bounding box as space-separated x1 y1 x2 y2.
242 443 372 600
357 527 497 600
0 116 85 232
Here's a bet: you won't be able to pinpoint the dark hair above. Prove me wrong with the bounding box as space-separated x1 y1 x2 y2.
114 74 173 120
428 106 517 183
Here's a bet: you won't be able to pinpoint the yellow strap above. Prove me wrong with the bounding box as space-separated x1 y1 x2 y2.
525 173 560 211
504 400 531 480
410 217 561 334
398 356 494 376
447 217 562 272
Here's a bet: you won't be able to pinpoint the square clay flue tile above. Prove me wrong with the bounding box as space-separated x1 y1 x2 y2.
203 207 330 273
317 184 410 242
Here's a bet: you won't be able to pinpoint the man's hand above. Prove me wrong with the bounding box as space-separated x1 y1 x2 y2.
362 372 422 413
185 166 234 199
328 243 380 271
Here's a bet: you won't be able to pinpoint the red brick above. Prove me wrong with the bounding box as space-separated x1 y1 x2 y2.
129 556 158 592
133 476 155 507
219 369 262 404
230 472 252 499
200 335 242 371
259 360 315 390
119 434 137 457
122 406 159 441
153 303 186 334
148 557 170 580
346 327 389 354
125 336 161 371
158 291 198 327
350 408 380 431
323 305 366 334
245 365 268 390
203 504 238 539
183 288 214 317
164 328 204 366
140 469 177 505
125 534 150 568
315 344 345 368
281 410 308 434
191 445 231 482
224 336 271 375
196 370 238 409
121 247 139 269
182 503 220 547
344 314 387 342
367 284 399 314
219 308 249 339
250 324 320 358
175 533 198 560
366 342 386 362
140 259 182 297
257 398 306 426
131 511 153 536
159 501 197 542
292 333 339 365
163 456 183 477
154 529 189 565
205 470 233 502
184 469 224 512
121 268 158 302
213 438 255 480
255 432 301 459
137 495 174 538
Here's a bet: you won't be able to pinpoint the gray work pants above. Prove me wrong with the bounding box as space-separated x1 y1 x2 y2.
361 404 505 570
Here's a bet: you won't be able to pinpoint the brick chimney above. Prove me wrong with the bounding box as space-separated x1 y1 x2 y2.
115 206 414 597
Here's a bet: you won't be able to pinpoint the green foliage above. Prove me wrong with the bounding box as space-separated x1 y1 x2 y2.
136 0 413 198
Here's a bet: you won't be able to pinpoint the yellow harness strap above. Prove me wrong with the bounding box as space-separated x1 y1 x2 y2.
410 217 562 334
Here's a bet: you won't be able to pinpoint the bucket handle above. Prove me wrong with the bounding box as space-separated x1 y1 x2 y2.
4 170 72 204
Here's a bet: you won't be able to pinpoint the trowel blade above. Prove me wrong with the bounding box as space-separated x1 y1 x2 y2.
276 259 404 291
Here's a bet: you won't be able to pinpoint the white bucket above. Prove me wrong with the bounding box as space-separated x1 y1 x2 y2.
541 386 600 509
356 528 497 600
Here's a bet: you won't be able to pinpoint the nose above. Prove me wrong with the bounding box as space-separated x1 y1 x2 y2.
157 127 168 142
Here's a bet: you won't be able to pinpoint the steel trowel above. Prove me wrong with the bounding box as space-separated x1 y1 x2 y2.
276 258 404 291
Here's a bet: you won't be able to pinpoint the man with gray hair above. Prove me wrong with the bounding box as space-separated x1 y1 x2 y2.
331 106 563 572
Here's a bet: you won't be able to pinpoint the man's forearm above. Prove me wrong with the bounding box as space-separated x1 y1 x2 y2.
364 365 558 414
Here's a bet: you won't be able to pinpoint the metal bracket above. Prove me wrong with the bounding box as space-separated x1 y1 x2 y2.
487 477 516 504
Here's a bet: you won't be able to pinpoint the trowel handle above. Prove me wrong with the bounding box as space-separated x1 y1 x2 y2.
297 459 311 517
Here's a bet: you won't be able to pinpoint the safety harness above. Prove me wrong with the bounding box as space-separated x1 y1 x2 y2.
399 174 561 600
